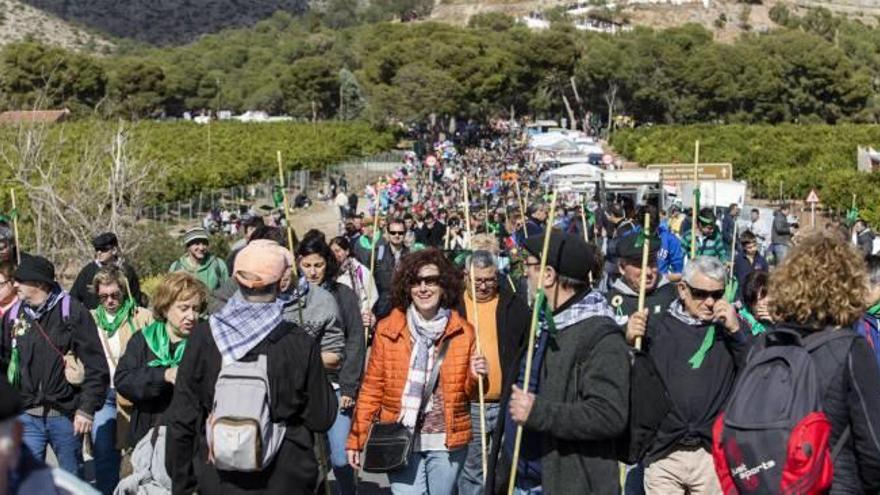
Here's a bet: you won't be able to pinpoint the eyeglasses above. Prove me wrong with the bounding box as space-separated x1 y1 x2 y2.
388 230 406 236
473 277 497 287
0 279 11 287
98 292 123 302
523 261 540 268
686 285 724 301
411 275 441 288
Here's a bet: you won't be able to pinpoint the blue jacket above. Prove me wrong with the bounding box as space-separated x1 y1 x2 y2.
657 223 685 275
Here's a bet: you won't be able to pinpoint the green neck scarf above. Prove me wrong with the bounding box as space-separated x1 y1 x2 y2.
95 298 135 337
688 278 739 369
868 302 880 317
142 322 187 368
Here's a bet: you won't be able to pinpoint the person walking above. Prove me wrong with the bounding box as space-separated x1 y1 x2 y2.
70 233 143 310
297 233 366 495
488 231 630 495
114 272 205 448
87 266 154 494
770 204 793 265
765 232 880 493
626 256 747 494
166 241 338 494
1 256 109 478
681 208 728 261
346 248 486 495
457 250 530 495
169 228 229 292
330 236 378 325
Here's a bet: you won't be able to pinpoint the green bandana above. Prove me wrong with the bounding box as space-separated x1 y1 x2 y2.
95 298 135 337
868 302 880 317
142 322 187 368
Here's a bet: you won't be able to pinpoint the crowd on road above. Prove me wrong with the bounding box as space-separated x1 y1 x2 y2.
0 125 879 495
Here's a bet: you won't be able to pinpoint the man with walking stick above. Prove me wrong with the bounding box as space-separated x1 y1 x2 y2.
487 231 630 495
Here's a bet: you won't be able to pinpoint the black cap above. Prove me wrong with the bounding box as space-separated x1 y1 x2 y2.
523 230 595 281
92 232 118 251
14 255 55 286
617 231 660 262
0 379 21 421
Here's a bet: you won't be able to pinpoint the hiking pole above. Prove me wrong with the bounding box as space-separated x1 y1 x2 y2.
507 189 558 495
691 140 700 260
514 180 528 240
635 213 652 351
277 151 304 327
365 192 380 346
10 189 20 265
464 176 489 483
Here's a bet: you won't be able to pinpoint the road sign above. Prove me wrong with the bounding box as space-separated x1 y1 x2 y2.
647 163 733 181
602 154 613 165
806 189 820 203
806 189 820 228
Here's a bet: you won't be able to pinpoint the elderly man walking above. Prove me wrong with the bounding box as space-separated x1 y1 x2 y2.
458 250 530 495
626 256 748 494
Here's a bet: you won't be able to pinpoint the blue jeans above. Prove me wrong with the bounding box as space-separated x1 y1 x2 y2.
19 413 83 478
770 243 789 265
388 448 466 495
623 463 645 495
327 390 356 495
91 390 120 495
458 402 500 495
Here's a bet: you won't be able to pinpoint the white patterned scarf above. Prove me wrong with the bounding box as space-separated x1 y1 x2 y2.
399 305 450 429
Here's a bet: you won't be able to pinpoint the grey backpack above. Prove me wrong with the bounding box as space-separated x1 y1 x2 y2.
206 354 286 472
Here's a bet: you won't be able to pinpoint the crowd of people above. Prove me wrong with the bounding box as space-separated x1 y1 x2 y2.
0 127 878 495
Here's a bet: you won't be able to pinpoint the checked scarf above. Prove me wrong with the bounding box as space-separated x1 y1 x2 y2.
399 305 450 429
210 291 285 362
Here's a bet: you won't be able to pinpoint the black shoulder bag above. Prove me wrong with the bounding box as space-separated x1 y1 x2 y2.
361 339 451 473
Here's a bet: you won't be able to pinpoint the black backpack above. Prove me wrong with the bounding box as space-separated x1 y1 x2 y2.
712 328 856 494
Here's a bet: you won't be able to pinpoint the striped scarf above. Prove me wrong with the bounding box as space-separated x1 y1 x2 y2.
399 305 450 429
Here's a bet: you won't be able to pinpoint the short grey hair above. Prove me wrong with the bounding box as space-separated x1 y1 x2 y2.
682 256 727 285
467 250 498 272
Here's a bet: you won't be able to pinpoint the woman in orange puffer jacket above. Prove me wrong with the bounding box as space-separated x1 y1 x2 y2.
347 248 487 495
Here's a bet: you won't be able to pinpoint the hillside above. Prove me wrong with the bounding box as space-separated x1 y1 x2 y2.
19 0 308 45
0 0 113 51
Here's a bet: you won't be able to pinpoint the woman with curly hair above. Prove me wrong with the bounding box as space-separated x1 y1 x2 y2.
346 248 487 495
768 231 880 493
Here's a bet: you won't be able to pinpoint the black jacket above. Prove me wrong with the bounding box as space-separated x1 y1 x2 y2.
360 239 408 319
325 281 365 399
643 311 750 463
70 261 143 310
789 325 880 494
456 284 530 391
166 320 337 495
0 295 109 417
416 222 447 248
608 278 677 320
115 330 182 448
487 301 630 495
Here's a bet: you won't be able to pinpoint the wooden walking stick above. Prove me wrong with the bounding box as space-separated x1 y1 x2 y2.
690 140 700 260
514 180 528 240
10 189 20 265
463 176 489 483
635 213 652 351
277 152 304 326
364 188 381 345
507 190 558 495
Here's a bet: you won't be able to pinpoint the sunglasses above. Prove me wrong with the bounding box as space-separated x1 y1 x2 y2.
686 284 724 301
98 292 124 302
411 275 441 288
388 230 406 236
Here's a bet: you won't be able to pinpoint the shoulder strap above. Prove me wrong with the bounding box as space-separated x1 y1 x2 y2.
803 328 858 353
414 338 451 434
61 294 70 322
